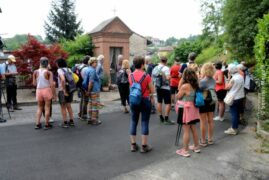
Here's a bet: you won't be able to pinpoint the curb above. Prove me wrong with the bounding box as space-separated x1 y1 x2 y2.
257 120 269 140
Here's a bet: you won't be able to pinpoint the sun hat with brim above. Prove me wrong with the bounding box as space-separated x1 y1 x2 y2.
8 55 16 62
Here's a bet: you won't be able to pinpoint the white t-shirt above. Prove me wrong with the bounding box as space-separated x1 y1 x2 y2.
227 73 245 100
152 64 170 90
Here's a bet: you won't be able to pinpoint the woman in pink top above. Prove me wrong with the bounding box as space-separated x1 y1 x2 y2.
213 62 227 121
33 57 56 130
176 68 200 157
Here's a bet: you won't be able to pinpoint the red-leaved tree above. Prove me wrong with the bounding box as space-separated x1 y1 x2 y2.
13 35 68 87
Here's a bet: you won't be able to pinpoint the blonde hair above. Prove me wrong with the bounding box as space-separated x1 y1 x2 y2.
201 63 215 77
88 57 97 65
188 63 199 72
122 59 130 69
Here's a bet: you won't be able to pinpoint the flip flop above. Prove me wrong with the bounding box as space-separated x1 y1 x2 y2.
176 148 190 157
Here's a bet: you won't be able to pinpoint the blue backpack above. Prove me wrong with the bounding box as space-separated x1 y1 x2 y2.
129 73 146 106
194 89 205 107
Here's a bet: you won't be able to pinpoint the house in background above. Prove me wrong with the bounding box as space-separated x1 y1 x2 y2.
89 16 149 84
89 16 132 84
129 33 151 62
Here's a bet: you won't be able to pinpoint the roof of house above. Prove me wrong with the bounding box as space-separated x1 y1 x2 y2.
89 16 133 34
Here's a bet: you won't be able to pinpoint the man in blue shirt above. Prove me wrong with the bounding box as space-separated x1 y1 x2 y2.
4 55 22 111
85 57 101 126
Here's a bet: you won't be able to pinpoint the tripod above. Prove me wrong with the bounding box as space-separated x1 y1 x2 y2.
0 81 11 122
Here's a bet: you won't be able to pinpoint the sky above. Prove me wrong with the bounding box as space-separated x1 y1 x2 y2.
0 0 203 40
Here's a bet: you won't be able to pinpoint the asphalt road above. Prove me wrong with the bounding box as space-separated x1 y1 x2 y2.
0 104 268 180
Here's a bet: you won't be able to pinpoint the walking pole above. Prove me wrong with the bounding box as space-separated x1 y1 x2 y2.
175 124 182 146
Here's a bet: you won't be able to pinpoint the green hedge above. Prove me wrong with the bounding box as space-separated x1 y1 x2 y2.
255 12 269 120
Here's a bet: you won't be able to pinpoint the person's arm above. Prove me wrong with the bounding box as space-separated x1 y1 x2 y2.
225 79 234 90
32 71 37 86
87 71 94 94
5 65 18 76
178 78 184 90
176 84 186 99
59 71 67 95
48 71 56 100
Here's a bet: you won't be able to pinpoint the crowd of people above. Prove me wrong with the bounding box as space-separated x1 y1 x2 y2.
0 52 255 155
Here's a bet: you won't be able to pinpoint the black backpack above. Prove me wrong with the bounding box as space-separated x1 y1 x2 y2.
117 69 129 84
62 68 77 94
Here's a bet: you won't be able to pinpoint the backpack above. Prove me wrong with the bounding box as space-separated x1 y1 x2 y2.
129 73 146 106
204 89 218 105
116 69 129 84
154 66 165 89
194 89 205 107
73 64 87 88
61 68 77 94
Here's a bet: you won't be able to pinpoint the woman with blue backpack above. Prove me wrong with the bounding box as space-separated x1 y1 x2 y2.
175 68 200 157
129 56 155 153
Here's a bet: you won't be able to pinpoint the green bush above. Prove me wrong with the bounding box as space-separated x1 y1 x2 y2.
196 45 223 64
254 12 269 120
61 34 94 67
102 73 109 87
174 40 202 63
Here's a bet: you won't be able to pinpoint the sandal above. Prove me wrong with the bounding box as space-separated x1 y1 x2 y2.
131 143 139 152
208 140 214 145
189 145 201 153
91 120 102 126
176 148 190 157
199 139 207 147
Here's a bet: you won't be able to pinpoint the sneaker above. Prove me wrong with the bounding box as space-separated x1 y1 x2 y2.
14 106 22 110
35 123 42 129
213 116 220 121
79 116 87 121
0 118 7 123
90 120 102 126
219 117 225 121
49 118 54 123
44 124 53 130
163 120 175 125
8 107 14 112
176 148 190 157
61 121 69 128
224 128 238 135
131 143 139 152
140 145 152 153
69 120 75 127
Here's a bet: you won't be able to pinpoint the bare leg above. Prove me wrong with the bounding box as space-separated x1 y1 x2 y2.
141 135 148 145
157 103 162 115
130 135 136 144
207 112 214 141
218 101 225 118
190 125 199 148
36 101 44 125
44 100 51 126
199 113 207 143
164 104 171 117
182 125 190 151
60 104 67 122
66 103 74 120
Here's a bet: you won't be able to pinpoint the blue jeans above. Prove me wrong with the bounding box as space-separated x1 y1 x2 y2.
230 98 243 129
130 98 152 135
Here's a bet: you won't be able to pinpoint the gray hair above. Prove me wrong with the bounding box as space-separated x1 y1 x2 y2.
97 54 104 61
228 64 238 74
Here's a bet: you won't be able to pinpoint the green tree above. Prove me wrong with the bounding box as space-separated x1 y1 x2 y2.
200 0 223 43
44 0 83 43
174 40 202 63
61 34 94 66
222 0 269 60
255 12 269 119
165 37 179 46
3 34 44 50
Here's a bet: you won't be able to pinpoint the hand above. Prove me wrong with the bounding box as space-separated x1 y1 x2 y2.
64 91 69 96
85 91 90 96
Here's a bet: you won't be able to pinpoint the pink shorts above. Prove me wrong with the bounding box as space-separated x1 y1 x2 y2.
36 88 53 101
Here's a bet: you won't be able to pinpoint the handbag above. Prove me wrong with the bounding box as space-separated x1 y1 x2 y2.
224 93 234 106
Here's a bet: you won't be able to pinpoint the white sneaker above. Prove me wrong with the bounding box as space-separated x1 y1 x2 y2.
213 116 220 121
219 117 225 121
49 118 54 123
224 128 238 135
